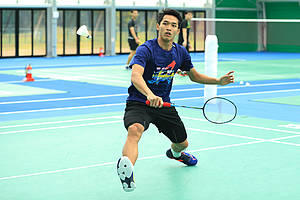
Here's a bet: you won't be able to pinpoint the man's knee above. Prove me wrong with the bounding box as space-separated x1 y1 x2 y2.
127 123 144 140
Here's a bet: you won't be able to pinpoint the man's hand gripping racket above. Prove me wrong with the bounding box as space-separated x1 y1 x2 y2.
146 97 237 124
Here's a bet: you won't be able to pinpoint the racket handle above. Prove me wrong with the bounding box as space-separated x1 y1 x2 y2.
145 100 172 107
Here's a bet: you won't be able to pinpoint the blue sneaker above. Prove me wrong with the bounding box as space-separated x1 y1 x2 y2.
166 149 198 166
117 156 136 192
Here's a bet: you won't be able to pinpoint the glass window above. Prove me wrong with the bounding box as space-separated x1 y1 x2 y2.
19 10 32 56
0 10 2 56
194 12 205 51
15 0 47 5
56 0 78 5
136 11 145 45
2 10 16 57
56 0 106 6
57 10 64 55
147 11 157 40
167 0 207 8
65 10 77 55
115 0 163 7
80 10 92 54
33 10 46 56
115 11 120 53
121 10 131 53
93 10 105 54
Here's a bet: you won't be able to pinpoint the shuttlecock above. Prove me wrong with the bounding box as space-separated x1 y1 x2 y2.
245 82 250 86
77 25 92 38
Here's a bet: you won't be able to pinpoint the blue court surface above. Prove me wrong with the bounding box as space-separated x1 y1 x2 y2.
0 52 299 200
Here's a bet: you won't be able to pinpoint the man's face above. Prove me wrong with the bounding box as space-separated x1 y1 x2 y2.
156 15 180 42
131 10 138 19
186 12 193 20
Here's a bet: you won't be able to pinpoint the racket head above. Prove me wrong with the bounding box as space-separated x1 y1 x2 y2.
202 97 237 124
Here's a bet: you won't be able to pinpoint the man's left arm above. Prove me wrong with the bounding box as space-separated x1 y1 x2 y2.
187 68 235 85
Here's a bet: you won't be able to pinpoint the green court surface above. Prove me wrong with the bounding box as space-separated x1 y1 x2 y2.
253 95 300 106
1 55 300 199
0 82 65 97
0 110 299 200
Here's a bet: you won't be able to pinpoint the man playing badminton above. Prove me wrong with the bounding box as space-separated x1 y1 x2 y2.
117 9 234 192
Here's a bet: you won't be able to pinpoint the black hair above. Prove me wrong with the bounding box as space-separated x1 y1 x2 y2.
157 9 182 28
131 10 138 13
184 11 193 15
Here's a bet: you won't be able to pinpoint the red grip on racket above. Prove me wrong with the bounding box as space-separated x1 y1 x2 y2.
145 100 172 107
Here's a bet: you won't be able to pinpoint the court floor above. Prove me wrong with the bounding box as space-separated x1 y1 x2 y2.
0 52 300 200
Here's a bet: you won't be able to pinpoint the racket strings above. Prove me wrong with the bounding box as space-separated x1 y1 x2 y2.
203 98 237 124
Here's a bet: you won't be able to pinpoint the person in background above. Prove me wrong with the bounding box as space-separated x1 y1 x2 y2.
177 11 193 76
125 10 141 70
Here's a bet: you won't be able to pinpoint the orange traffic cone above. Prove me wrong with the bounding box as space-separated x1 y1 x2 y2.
98 48 104 57
23 64 35 82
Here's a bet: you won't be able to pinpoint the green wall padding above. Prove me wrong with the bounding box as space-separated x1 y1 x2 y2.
215 11 258 52
216 0 256 8
265 2 300 52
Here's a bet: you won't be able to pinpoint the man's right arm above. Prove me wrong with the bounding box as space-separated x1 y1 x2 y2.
129 27 140 44
131 64 163 107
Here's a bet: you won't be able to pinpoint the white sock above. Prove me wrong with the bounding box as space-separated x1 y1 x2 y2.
171 149 182 158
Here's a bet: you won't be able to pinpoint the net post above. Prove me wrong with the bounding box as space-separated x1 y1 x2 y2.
204 35 218 102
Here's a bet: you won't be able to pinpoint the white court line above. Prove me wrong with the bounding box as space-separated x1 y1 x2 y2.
42 70 129 81
270 140 300 146
182 116 300 135
0 120 122 135
2 79 56 84
0 91 12 95
1 121 299 180
1 88 300 115
187 128 266 141
1 81 300 105
37 73 129 84
0 114 297 137
220 58 247 61
173 88 300 102
0 63 124 70
0 94 128 105
0 140 263 181
172 81 300 93
2 115 299 145
0 103 126 115
187 127 300 147
0 116 122 129
0 161 117 181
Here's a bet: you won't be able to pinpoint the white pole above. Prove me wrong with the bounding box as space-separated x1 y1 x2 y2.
204 35 218 102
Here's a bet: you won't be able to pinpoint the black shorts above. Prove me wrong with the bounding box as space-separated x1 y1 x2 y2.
123 101 187 143
128 39 139 51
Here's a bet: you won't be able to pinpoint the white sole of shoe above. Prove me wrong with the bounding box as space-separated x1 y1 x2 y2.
117 156 136 192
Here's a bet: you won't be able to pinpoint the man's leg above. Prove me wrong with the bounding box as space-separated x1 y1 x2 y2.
122 123 144 165
126 50 136 65
171 140 188 155
117 123 144 192
166 139 198 166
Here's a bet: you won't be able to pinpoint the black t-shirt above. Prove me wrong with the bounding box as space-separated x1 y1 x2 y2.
128 19 138 39
178 19 191 45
